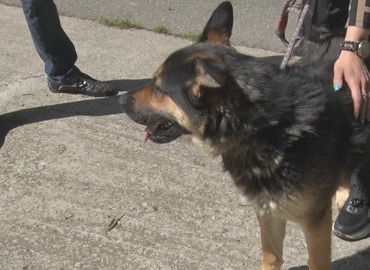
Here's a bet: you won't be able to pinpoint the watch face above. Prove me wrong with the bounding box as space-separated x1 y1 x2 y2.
358 40 370 58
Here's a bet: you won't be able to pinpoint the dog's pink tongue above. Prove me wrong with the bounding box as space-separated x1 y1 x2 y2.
143 123 160 144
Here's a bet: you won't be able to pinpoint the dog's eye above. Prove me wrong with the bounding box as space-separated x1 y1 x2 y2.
153 84 161 93
153 84 169 97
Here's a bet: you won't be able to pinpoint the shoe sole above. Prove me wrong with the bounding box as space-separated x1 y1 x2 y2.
48 81 118 97
332 222 370 242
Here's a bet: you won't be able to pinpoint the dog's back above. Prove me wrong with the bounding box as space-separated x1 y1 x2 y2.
219 54 363 201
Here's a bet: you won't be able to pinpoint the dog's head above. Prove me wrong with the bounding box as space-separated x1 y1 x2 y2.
121 1 239 151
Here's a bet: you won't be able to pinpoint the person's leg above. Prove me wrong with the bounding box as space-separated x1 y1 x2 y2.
21 0 79 82
21 0 117 96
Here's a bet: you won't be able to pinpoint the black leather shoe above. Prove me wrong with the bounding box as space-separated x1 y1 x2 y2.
333 185 370 241
48 72 118 97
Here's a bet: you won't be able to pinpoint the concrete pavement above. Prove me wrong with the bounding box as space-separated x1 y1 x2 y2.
0 3 369 270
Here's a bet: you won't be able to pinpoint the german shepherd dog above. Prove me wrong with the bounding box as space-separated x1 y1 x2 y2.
120 2 370 269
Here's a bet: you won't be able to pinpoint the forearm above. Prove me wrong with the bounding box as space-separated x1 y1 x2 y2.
345 26 369 41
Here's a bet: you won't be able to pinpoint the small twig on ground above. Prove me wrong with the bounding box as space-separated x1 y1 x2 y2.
65 214 74 220
106 214 124 234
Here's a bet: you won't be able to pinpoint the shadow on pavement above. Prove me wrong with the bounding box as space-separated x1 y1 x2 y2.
290 246 370 270
0 78 151 148
106 78 152 92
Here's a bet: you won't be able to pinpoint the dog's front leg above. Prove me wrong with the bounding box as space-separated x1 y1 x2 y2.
257 213 287 270
299 206 332 270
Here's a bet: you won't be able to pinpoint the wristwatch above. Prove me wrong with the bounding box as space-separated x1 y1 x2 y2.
340 40 370 58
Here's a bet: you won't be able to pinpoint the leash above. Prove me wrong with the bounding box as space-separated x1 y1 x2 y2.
276 0 311 69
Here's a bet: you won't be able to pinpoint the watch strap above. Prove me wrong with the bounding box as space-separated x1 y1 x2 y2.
340 41 359 53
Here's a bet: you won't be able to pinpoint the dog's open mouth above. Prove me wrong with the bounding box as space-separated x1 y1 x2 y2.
143 119 185 144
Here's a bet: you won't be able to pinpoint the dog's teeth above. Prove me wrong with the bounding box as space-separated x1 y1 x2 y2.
143 131 150 144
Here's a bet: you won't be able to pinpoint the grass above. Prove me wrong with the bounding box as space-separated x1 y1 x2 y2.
97 17 143 29
152 26 172 35
98 17 201 42
183 32 202 42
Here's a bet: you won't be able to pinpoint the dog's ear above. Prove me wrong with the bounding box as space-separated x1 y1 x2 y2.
190 57 227 98
198 1 233 46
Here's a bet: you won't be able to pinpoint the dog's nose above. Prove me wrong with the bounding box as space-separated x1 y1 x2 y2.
119 94 129 112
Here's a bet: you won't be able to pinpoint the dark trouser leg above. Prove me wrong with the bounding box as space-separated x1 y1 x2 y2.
355 164 370 200
20 0 79 83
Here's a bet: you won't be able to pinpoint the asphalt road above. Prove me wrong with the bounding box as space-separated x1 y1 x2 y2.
1 0 291 52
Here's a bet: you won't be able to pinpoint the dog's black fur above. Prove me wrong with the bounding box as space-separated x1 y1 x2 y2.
120 2 370 269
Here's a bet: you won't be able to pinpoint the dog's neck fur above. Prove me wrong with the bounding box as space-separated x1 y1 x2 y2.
197 57 331 195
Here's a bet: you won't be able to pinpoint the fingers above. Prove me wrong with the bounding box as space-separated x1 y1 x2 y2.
333 64 343 91
349 82 362 120
362 65 370 122
333 53 370 123
335 59 370 123
366 94 370 122
360 78 367 124
335 64 362 119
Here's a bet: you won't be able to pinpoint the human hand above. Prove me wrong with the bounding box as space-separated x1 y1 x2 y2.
333 50 370 124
